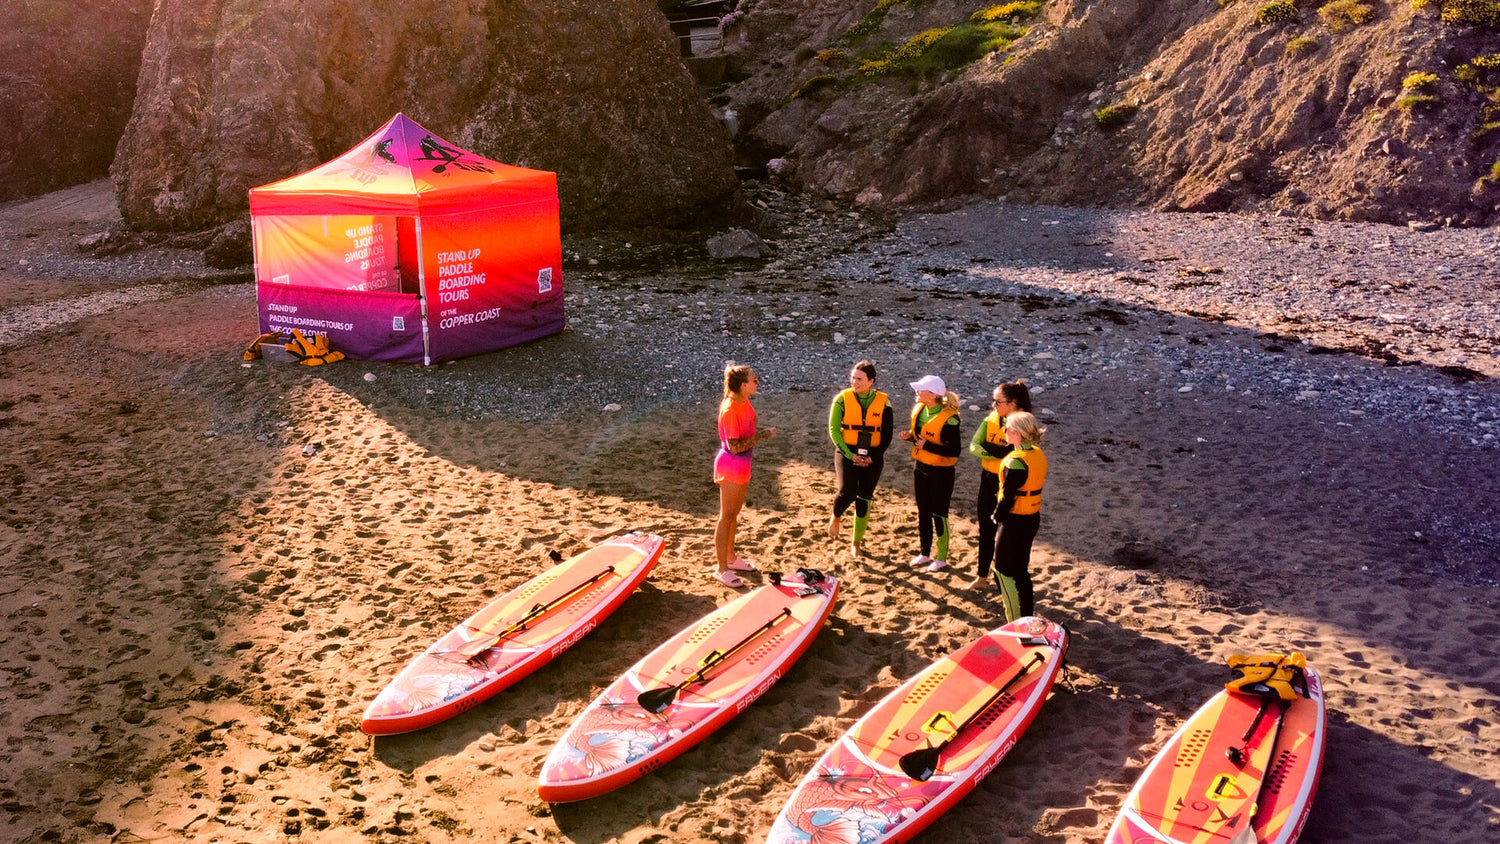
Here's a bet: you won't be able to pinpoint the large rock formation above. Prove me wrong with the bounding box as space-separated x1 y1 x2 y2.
722 0 1500 226
110 0 740 232
0 0 153 203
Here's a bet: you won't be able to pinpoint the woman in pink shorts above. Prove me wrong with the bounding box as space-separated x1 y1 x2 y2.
714 363 777 587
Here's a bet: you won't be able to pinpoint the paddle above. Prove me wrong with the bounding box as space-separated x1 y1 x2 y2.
1225 694 1287 766
1215 695 1292 844
450 565 617 659
898 651 1046 782
637 606 794 713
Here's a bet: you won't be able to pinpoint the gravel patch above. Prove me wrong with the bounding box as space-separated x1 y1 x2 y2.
285 192 1499 454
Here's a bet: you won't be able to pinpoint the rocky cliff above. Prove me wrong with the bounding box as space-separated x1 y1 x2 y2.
721 0 1500 226
0 0 153 203
7 0 1497 233
109 0 740 232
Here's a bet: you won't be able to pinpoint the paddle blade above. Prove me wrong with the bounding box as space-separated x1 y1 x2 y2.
899 744 941 782
451 634 499 659
636 685 678 714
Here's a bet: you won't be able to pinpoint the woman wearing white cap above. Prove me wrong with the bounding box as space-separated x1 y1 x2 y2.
897 374 962 571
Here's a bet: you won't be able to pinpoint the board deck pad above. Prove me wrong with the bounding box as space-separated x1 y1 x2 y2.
537 572 840 803
360 532 664 735
1106 664 1326 844
765 617 1069 844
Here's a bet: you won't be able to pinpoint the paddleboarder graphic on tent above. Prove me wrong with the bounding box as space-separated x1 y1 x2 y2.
417 135 493 174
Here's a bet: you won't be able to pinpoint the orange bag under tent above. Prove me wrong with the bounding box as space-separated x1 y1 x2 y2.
248 113 564 364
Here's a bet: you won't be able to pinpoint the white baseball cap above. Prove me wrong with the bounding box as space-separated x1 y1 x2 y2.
909 375 945 394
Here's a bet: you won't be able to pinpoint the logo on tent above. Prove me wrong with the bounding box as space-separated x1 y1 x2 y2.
418 136 493 174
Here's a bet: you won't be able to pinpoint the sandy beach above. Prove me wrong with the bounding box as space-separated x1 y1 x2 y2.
1 182 1497 843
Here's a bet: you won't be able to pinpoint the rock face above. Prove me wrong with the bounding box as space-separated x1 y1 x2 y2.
110 0 740 232
722 0 1500 226
0 0 153 203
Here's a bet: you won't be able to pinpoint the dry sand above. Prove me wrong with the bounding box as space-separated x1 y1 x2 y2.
1 183 1497 844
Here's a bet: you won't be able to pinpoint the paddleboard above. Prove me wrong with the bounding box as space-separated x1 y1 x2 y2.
360 531 664 736
537 569 840 803
1105 661 1326 844
764 616 1068 844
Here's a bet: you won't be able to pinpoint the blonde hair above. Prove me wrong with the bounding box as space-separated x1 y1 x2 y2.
1004 411 1045 446
941 390 960 412
723 362 754 399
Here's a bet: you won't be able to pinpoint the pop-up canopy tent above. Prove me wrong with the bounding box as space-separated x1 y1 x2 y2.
249 113 564 364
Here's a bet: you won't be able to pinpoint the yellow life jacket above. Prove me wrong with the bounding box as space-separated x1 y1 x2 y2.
840 389 888 452
1226 652 1308 701
283 329 346 366
909 404 958 467
980 410 1011 474
1002 445 1046 515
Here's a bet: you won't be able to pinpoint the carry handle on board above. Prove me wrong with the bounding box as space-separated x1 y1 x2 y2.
450 565 617 658
899 651 1047 782
637 607 794 713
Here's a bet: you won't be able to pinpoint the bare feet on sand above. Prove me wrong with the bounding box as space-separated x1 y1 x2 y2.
826 514 840 539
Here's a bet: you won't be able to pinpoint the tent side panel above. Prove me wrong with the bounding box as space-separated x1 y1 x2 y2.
421 198 565 364
258 285 426 364
255 214 401 292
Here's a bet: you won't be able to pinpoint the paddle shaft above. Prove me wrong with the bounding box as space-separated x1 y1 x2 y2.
898 650 1048 781
1226 695 1287 766
1216 697 1292 841
638 606 793 712
930 651 1046 751
455 565 616 656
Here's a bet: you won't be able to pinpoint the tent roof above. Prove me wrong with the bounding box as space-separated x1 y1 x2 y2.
249 113 556 216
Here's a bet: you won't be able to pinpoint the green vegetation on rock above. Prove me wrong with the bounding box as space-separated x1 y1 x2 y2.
857 21 1026 79
1256 0 1298 24
848 0 914 42
831 1 1037 87
1402 71 1439 89
1285 35 1319 55
792 74 841 99
1438 0 1500 28
1094 103 1139 131
1319 0 1376 30
1397 93 1440 110
972 1 1044 21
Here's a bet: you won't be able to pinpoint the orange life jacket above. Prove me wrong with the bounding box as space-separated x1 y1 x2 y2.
909 404 958 467
980 410 1011 475
840 389 888 452
1002 446 1046 515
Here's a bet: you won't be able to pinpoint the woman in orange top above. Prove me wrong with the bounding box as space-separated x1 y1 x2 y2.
713 363 777 587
